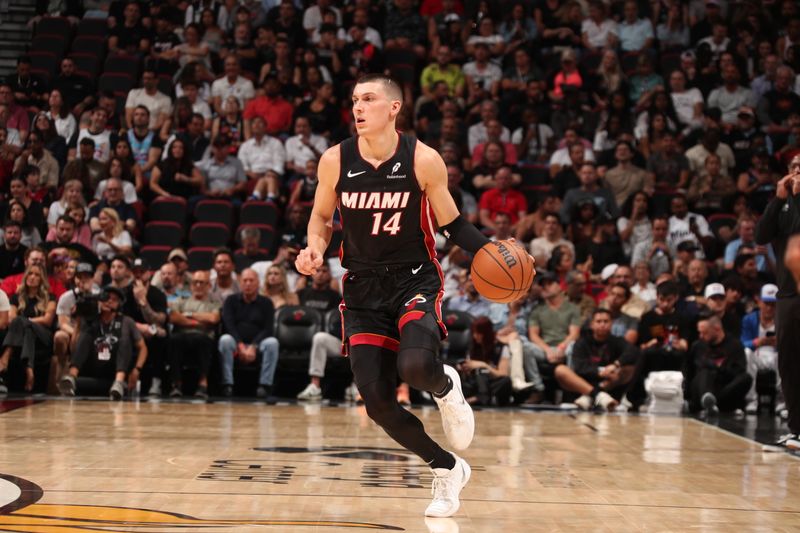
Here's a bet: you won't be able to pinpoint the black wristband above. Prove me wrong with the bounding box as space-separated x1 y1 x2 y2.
439 215 490 254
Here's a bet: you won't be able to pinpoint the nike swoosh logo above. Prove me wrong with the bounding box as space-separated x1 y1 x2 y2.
411 264 423 274
347 170 366 178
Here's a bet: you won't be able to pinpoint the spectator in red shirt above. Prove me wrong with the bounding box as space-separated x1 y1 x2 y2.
478 167 528 231
243 76 294 137
0 84 30 143
0 246 66 299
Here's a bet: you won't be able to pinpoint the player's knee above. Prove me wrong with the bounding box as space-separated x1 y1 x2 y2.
398 314 443 390
362 394 402 429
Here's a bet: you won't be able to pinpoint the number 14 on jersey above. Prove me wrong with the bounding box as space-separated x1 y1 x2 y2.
371 212 402 236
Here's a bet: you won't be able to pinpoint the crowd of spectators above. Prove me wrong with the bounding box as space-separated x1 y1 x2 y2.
0 0 798 414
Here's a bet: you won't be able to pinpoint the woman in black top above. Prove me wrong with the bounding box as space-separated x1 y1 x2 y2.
0 265 56 393
295 83 340 139
459 317 513 406
149 139 204 199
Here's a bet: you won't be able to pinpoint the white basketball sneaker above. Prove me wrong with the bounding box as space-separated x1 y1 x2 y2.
425 454 471 518
434 365 475 451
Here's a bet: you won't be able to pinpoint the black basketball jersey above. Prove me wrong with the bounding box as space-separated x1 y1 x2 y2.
336 133 436 271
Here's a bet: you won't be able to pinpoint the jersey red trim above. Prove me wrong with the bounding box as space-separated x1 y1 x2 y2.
350 333 400 352
419 196 437 260
431 258 448 339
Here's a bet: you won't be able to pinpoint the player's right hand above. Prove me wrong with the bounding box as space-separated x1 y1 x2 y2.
777 174 795 200
296 246 323 275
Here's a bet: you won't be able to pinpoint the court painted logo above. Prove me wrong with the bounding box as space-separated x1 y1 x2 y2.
0 473 403 531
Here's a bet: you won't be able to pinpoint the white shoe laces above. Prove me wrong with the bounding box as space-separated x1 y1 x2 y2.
431 471 456 500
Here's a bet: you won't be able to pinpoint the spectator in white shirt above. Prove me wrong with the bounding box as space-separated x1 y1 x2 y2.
211 56 255 115
581 0 618 51
124 68 173 131
707 64 757 127
467 100 510 153
668 69 704 132
239 116 285 201
284 116 328 175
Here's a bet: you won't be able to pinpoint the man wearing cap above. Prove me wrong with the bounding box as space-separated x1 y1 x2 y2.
52 262 100 393
702 282 742 338
123 257 169 397
528 273 581 369
724 108 773 173
151 249 192 294
708 65 757 129
740 284 780 413
58 285 148 400
756 160 800 447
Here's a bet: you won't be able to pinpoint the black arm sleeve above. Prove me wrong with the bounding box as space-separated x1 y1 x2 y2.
755 198 786 245
439 215 491 254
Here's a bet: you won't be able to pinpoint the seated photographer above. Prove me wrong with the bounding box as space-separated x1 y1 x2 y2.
218 269 278 400
58 286 148 400
0 265 55 394
554 309 639 412
458 317 513 407
168 270 221 399
52 262 100 393
123 258 168 398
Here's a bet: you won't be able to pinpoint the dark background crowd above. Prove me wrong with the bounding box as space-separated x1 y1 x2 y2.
0 0 798 414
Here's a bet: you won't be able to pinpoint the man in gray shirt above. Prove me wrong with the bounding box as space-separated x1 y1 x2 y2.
198 136 247 203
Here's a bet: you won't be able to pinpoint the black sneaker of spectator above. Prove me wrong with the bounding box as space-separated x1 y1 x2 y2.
221 385 233 398
195 385 209 400
169 386 182 398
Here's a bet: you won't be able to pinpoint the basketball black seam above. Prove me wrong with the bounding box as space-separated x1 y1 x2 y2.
480 246 515 287
471 265 516 301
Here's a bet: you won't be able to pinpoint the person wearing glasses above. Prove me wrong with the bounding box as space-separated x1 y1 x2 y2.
167 270 220 399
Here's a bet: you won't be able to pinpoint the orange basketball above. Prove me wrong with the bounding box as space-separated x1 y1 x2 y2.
470 240 536 303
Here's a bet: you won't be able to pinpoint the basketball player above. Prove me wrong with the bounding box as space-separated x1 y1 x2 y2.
296 75 511 517
756 154 800 448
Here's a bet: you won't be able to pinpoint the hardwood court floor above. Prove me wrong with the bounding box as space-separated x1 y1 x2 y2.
0 399 799 532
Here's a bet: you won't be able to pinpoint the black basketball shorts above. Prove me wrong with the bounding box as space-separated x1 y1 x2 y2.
339 260 448 354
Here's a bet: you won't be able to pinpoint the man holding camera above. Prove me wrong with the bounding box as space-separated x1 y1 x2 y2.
52 262 100 393
58 286 148 400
